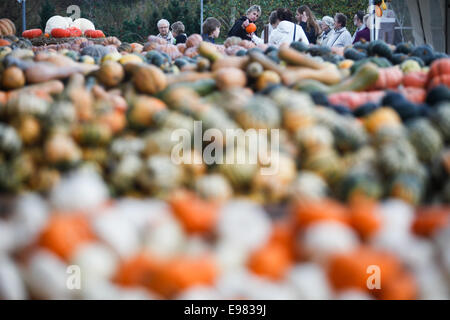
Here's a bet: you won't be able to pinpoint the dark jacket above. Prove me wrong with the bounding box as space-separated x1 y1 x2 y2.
228 16 252 41
202 34 215 43
175 33 187 44
353 27 370 44
300 21 317 44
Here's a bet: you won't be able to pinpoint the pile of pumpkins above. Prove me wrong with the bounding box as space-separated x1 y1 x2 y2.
0 27 450 299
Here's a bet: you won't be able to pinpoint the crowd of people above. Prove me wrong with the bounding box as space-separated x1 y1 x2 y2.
154 5 371 48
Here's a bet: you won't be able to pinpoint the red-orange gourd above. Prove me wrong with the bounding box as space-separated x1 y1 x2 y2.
85 29 105 38
67 27 82 37
22 29 43 39
403 71 428 88
51 28 71 38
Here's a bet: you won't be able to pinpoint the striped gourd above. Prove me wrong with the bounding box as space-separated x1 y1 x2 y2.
110 154 143 193
155 111 195 134
195 104 239 141
137 154 185 196
295 125 334 156
378 140 421 176
288 171 329 201
408 119 443 163
4 93 49 118
389 173 425 205
143 128 179 157
195 174 233 202
110 136 144 159
338 170 383 201
72 122 112 147
372 125 407 147
236 96 281 130
302 148 345 185
341 146 377 171
332 118 368 153
0 123 22 156
219 145 259 190
431 102 450 142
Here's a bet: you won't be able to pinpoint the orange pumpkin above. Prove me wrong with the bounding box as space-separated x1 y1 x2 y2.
349 197 382 239
378 272 417 300
328 247 412 299
412 206 450 237
239 40 256 49
428 74 450 89
22 29 43 39
186 34 202 48
169 190 219 234
403 71 428 88
51 28 71 38
158 44 182 60
398 87 427 104
150 255 217 298
67 27 82 37
248 242 293 280
291 198 350 230
184 46 199 58
177 43 187 54
246 23 257 33
369 66 403 90
38 214 96 261
114 252 162 288
84 29 105 38
328 91 385 110
0 39 10 47
429 58 450 80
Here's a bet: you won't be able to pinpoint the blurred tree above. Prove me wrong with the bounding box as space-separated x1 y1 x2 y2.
39 0 56 31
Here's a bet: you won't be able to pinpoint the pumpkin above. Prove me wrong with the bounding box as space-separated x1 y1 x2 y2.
429 58 450 81
236 96 280 130
349 197 382 239
102 36 121 47
378 140 421 176
426 85 450 106
0 39 10 47
225 45 243 56
291 198 350 230
369 66 403 90
67 27 82 37
408 119 443 163
96 60 124 87
328 91 385 110
132 65 167 95
389 173 424 205
127 95 167 129
84 29 105 38
147 35 168 45
39 214 96 261
291 41 310 53
158 44 182 60
214 67 247 91
328 247 416 299
80 44 110 60
412 45 435 65
169 189 219 234
402 71 428 88
22 29 43 39
431 102 450 141
398 87 426 104
246 23 257 34
194 174 233 202
0 123 22 156
1 66 25 90
184 47 199 58
239 40 256 49
185 34 202 48
72 122 112 146
51 28 71 38
0 18 16 36
248 240 293 280
428 74 450 89
364 107 402 134
412 206 450 237
368 40 393 59
118 42 132 53
176 43 186 54
44 133 82 167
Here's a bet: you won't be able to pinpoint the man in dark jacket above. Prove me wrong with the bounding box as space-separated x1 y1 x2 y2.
352 12 370 44
228 5 261 40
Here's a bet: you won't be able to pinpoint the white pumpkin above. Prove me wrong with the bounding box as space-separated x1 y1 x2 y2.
45 15 73 34
71 18 95 33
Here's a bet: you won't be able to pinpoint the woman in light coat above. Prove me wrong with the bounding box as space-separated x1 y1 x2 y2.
268 8 309 48
323 13 352 48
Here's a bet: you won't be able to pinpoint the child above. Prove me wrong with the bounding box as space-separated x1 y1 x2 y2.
171 21 187 44
228 5 261 41
202 17 221 43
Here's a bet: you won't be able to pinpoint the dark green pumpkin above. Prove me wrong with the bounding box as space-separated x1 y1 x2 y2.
290 41 309 53
408 119 443 163
426 85 450 106
353 41 369 53
390 53 408 65
368 40 393 59
344 48 367 61
395 42 414 55
411 45 435 65
350 57 392 74
307 45 332 57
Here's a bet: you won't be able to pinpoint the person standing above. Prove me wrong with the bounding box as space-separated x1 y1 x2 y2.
202 17 221 43
296 5 320 44
252 10 278 45
171 21 187 44
156 19 175 44
353 14 371 43
324 13 352 48
317 16 334 45
352 11 367 43
268 8 309 48
228 5 262 41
